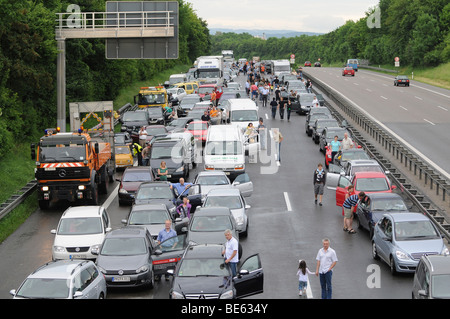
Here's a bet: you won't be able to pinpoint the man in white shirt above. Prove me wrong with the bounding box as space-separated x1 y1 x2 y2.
315 238 338 299
341 132 354 150
222 229 239 277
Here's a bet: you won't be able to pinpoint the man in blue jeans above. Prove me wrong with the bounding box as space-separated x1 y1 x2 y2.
315 238 338 299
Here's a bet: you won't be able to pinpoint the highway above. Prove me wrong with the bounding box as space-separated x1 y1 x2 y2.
0 71 419 300
303 68 450 177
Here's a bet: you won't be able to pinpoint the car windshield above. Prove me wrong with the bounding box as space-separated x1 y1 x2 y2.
145 127 167 135
39 143 86 163
57 217 102 235
432 274 450 298
129 209 169 225
204 196 242 209
355 177 389 192
151 146 183 159
136 186 173 200
123 112 146 122
115 146 131 155
230 110 258 122
177 258 230 277
352 166 383 174
372 198 407 211
123 171 152 182
190 216 232 232
317 121 338 129
114 135 127 144
140 93 165 104
394 220 440 241
341 151 370 162
16 278 69 299
205 141 243 155
100 237 147 256
196 175 230 185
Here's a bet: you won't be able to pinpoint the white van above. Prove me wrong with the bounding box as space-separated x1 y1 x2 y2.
169 74 187 85
227 98 259 132
204 125 245 180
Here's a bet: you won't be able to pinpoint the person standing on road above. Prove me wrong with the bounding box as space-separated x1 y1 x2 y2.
297 260 314 297
342 191 366 234
157 161 168 181
257 117 266 150
315 238 338 299
341 132 354 150
314 163 326 206
272 128 283 162
141 143 151 166
342 185 355 232
261 85 269 107
222 229 239 277
286 98 293 121
329 135 341 163
279 96 286 120
270 98 278 119
139 126 148 147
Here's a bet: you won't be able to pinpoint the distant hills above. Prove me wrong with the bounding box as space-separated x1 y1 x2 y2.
210 28 322 38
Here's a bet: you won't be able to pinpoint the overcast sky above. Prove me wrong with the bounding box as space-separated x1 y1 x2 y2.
186 0 380 34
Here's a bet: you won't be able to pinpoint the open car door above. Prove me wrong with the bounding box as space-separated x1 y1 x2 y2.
232 173 253 197
325 164 343 190
234 254 264 298
151 234 188 277
336 175 352 207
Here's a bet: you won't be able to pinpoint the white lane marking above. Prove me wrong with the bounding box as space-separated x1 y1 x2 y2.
283 192 292 211
103 184 119 209
265 113 269 119
399 105 408 111
380 96 388 100
366 88 372 92
415 96 423 100
424 119 436 125
353 83 359 86
437 105 448 111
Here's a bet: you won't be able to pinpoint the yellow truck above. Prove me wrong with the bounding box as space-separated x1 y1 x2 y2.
134 86 168 108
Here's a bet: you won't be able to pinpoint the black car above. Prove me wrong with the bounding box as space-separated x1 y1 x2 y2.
311 118 340 144
354 193 409 238
178 95 202 116
166 117 195 132
314 62 321 67
117 166 156 205
318 127 349 153
146 106 166 125
134 181 202 214
149 138 190 181
167 244 264 299
93 227 188 288
120 110 150 134
394 75 410 87
305 112 331 136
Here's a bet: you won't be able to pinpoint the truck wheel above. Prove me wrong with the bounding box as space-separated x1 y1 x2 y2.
91 183 99 205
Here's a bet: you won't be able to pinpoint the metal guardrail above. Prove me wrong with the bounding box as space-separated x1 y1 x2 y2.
0 103 135 222
304 71 450 242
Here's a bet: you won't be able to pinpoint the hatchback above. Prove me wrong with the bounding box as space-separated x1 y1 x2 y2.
10 260 107 299
372 213 448 274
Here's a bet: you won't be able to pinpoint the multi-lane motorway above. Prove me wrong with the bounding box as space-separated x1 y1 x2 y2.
0 69 440 299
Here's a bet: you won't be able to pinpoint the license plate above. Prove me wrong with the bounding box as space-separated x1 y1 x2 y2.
166 174 171 178
112 276 130 282
225 172 230 175
70 254 86 259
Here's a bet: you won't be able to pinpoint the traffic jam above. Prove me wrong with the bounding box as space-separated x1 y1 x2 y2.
10 51 450 300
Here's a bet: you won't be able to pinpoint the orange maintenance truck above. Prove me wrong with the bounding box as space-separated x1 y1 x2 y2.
32 127 114 209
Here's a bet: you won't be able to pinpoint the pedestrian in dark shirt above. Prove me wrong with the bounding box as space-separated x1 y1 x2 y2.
270 98 278 119
314 163 326 206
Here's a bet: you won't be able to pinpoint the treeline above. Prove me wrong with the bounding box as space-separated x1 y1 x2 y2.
0 0 210 158
211 0 450 67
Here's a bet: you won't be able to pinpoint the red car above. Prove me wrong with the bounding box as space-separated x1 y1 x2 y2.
304 61 312 67
198 84 223 100
185 120 209 144
335 171 397 207
342 67 355 76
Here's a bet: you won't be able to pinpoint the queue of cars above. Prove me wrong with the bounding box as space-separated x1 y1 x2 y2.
299 75 449 293
11 58 264 299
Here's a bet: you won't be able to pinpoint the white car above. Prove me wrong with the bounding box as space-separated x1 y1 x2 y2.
51 206 112 261
193 171 253 197
167 87 187 102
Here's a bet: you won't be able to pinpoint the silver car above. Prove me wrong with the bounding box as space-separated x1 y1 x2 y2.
203 188 250 237
372 212 448 275
10 260 107 299
193 171 253 198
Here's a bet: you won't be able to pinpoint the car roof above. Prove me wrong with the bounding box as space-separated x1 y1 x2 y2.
385 212 430 222
28 260 92 279
422 255 450 275
349 159 379 165
106 226 148 238
124 166 152 173
184 244 224 259
206 188 241 196
61 206 102 218
194 207 232 216
197 171 228 176
353 171 387 178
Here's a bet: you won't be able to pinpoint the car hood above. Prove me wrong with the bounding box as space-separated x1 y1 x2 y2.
54 233 105 248
97 253 149 271
150 158 182 170
173 276 232 296
200 185 233 195
128 224 164 238
395 238 444 256
134 198 175 208
121 181 145 192
188 231 229 245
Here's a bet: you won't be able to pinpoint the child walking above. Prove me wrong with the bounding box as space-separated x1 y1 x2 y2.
296 260 314 296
